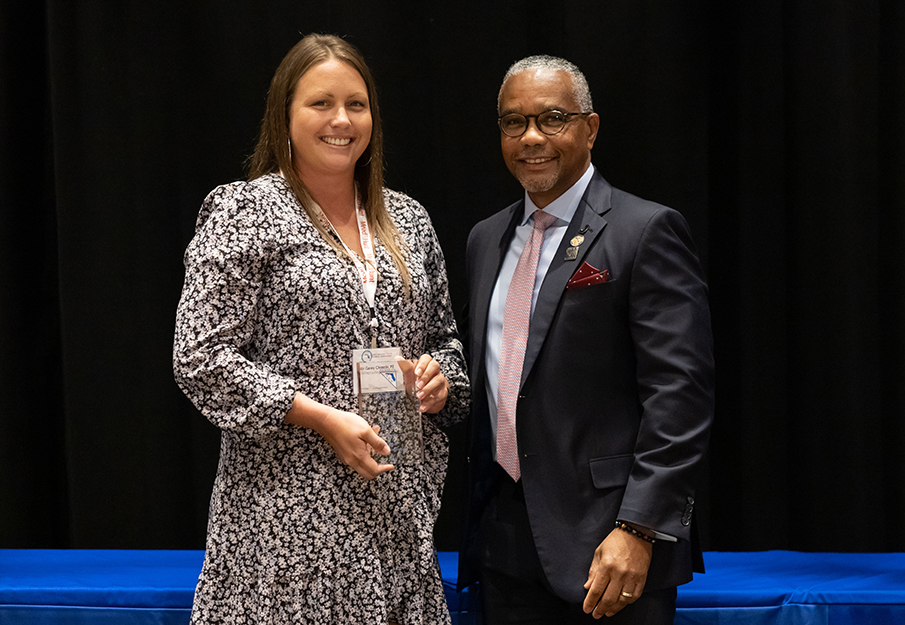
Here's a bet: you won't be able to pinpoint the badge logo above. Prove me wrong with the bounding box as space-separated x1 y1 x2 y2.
380 370 398 386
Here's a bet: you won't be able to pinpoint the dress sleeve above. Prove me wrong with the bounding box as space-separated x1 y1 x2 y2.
173 183 298 441
413 203 471 429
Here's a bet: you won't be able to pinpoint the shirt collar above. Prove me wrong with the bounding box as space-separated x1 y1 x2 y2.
521 163 595 226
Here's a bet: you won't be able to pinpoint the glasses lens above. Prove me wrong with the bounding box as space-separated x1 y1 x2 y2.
538 111 566 134
500 114 527 137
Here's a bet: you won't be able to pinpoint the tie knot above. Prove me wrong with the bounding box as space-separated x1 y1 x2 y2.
532 210 556 232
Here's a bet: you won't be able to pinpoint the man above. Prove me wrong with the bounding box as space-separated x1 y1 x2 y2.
460 55 714 624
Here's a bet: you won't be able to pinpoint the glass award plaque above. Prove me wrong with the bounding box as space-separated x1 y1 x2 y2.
353 349 423 466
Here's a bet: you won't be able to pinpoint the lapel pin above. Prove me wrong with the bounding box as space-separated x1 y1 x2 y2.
565 234 584 261
579 225 590 234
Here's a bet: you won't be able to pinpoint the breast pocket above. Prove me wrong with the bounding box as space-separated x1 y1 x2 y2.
563 279 619 306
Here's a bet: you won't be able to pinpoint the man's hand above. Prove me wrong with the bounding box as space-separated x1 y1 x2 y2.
582 526 653 618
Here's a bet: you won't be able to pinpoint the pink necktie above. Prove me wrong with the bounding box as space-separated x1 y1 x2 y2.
497 209 557 481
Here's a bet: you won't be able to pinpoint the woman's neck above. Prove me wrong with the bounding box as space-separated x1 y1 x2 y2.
300 170 364 255
301 171 357 222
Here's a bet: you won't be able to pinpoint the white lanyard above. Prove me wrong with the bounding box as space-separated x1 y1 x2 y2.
311 190 380 346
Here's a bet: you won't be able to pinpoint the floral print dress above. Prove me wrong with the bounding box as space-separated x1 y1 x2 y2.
173 174 469 624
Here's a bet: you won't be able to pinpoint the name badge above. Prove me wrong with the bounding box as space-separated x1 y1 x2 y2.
352 347 402 394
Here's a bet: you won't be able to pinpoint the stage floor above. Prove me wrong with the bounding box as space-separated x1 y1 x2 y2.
1 550 903 624
674 551 905 625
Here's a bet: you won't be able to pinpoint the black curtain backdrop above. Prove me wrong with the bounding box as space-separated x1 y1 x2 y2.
2 0 903 553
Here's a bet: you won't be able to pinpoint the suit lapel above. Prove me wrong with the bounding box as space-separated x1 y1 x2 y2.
473 201 524 368
519 173 613 387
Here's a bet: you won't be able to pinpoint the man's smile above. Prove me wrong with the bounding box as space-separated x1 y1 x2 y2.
521 156 555 164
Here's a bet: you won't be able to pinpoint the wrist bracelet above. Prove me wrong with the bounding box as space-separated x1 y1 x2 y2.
615 521 657 544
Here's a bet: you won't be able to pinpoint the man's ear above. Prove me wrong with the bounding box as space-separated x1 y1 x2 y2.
586 112 600 150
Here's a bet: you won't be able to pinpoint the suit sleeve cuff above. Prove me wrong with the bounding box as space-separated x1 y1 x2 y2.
616 519 678 542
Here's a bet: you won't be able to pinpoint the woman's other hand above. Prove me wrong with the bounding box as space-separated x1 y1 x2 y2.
398 355 449 414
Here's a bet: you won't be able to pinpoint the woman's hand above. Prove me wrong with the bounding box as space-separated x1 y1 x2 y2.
285 393 393 479
398 354 449 414
316 408 395 479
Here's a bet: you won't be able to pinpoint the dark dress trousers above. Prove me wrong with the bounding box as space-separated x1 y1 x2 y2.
460 170 715 603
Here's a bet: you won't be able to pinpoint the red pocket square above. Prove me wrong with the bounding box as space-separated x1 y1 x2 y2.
569 261 599 282
566 262 609 290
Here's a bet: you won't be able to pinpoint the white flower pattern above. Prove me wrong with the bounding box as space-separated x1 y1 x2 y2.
173 174 469 624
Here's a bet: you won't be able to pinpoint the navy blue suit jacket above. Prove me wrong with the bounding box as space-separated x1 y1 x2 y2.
460 170 715 602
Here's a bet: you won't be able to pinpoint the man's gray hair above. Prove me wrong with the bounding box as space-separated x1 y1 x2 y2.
498 55 594 113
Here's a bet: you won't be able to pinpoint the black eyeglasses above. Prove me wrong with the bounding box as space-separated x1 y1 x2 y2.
498 110 591 137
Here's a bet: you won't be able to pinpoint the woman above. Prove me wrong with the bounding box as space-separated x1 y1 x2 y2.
173 34 469 624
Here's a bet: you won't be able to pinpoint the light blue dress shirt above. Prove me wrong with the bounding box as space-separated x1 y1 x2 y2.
484 164 595 454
